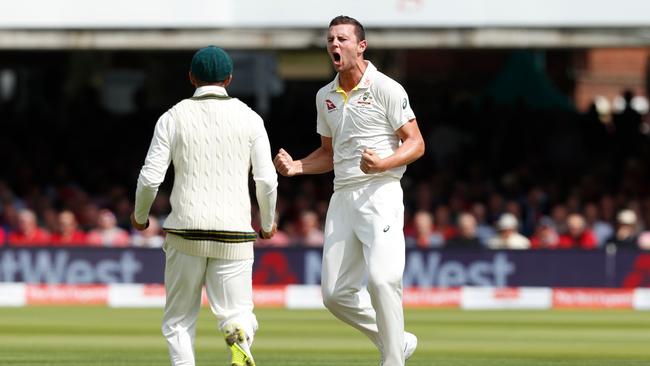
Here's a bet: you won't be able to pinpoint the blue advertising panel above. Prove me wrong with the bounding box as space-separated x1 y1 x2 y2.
1 247 649 288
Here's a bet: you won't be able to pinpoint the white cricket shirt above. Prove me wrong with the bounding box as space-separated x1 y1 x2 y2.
316 61 416 190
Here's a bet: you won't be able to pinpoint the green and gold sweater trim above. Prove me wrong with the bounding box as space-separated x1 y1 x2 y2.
163 228 256 243
190 94 232 101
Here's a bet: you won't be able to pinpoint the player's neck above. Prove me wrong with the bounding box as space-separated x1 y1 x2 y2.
338 59 367 92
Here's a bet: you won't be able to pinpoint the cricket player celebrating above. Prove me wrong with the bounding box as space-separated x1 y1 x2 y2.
132 46 277 366
274 16 424 366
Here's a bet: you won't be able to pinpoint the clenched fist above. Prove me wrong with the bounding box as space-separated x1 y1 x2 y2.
259 223 277 239
360 148 385 174
273 148 299 177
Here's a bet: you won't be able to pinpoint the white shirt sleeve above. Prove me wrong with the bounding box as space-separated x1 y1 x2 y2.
134 111 174 224
315 90 332 137
384 83 416 131
250 118 278 233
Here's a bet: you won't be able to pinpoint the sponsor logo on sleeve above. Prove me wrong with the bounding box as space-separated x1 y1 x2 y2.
402 98 408 110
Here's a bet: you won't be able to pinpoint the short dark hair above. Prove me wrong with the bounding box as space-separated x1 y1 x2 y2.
329 15 365 42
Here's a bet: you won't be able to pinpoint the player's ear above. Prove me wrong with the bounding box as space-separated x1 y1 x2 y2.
223 74 233 87
188 71 197 87
358 39 367 54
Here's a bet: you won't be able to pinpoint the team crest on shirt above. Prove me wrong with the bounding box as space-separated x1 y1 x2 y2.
325 99 337 111
357 91 374 106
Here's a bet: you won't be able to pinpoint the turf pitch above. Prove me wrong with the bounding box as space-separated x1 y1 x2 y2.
1 306 649 365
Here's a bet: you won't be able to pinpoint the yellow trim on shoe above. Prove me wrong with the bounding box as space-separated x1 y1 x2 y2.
224 324 255 366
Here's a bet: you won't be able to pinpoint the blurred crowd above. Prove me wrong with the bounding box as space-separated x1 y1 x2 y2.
0 181 165 248
1 59 649 250
1 175 650 250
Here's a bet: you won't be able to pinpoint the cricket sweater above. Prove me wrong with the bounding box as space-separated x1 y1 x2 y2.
134 86 277 260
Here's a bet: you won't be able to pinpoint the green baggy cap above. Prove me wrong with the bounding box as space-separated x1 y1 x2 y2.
190 46 233 83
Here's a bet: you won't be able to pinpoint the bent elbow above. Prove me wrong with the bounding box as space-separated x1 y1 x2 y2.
416 140 426 159
256 175 279 195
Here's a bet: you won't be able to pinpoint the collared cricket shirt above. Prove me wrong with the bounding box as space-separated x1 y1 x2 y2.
316 62 416 190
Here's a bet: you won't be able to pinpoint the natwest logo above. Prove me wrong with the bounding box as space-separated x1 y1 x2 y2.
303 251 516 287
0 249 142 283
403 252 515 288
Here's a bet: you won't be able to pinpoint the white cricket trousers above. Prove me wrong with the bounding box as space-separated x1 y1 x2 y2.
321 180 406 366
162 245 257 366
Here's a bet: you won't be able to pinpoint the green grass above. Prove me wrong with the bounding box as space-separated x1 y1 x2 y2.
0 307 649 365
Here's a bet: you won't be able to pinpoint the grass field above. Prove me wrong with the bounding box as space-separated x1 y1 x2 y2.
1 307 649 366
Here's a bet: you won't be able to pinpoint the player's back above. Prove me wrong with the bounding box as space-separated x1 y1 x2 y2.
164 96 263 232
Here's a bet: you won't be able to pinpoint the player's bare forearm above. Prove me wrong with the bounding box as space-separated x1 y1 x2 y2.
360 119 424 174
274 136 333 176
297 146 334 175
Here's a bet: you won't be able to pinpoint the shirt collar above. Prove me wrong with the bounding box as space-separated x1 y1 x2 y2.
193 85 229 97
330 61 376 92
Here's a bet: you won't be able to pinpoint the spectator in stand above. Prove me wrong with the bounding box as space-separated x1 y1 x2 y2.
8 208 50 246
504 199 525 231
639 231 650 250
522 187 548 236
87 209 130 247
530 216 560 249
131 216 165 248
558 213 597 249
487 213 530 250
292 209 324 247
78 202 100 231
433 205 457 241
51 210 88 246
606 209 640 249
41 207 59 234
584 202 613 247
565 194 581 216
1 202 19 235
0 227 4 246
406 210 445 249
113 195 133 230
550 204 569 236
599 195 617 230
470 202 495 246
446 212 482 249
486 192 504 224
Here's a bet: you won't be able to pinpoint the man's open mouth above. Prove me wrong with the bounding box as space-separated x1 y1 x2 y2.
333 52 341 63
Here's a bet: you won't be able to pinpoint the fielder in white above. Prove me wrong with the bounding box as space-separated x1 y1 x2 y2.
131 46 277 366
273 16 425 366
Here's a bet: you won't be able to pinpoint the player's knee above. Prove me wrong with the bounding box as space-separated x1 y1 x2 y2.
367 273 401 295
321 286 343 310
321 287 335 308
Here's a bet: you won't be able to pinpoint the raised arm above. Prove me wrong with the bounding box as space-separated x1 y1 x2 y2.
274 136 334 177
360 119 424 174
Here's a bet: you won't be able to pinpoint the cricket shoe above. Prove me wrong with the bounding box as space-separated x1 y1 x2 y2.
223 323 255 366
404 332 418 361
